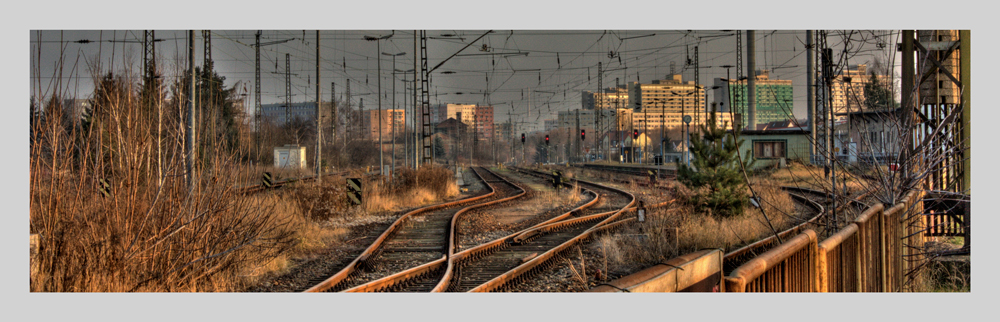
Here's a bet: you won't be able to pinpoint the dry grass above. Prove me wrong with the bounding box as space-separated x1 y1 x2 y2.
589 175 799 277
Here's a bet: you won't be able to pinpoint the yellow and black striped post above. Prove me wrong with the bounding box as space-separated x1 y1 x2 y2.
262 172 274 188
98 178 111 198
347 178 362 206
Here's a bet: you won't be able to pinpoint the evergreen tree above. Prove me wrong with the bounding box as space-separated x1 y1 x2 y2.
677 105 753 217
533 136 548 163
863 70 895 110
434 136 446 158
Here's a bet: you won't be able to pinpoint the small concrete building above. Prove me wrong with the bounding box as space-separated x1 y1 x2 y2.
736 129 811 170
274 145 307 168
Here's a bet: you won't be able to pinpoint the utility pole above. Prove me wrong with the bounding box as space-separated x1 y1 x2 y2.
419 31 432 167
330 82 340 148
575 109 580 162
346 80 352 142
820 40 837 227
254 31 261 161
901 30 914 180
616 78 622 163
597 61 603 163
377 39 383 176
186 30 196 191
315 31 322 182
747 30 756 130
960 30 970 193
413 31 420 169
285 53 291 127
806 30 816 164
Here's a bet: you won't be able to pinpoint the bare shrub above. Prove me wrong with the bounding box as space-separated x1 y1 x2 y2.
30 69 296 292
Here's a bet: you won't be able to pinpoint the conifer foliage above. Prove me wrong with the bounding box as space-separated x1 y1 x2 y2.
677 105 753 217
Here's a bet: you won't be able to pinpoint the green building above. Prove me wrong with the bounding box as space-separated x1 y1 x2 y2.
714 70 795 129
737 129 811 170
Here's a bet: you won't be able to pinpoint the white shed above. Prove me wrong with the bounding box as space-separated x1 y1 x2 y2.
273 145 307 168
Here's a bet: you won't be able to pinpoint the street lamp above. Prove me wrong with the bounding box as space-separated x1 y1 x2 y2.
383 52 405 177
365 31 394 176
394 69 415 169
672 91 696 166
651 98 666 170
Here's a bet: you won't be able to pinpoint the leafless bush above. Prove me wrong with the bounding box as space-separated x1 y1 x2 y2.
30 66 295 291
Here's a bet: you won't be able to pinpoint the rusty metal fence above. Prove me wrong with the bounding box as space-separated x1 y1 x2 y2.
724 190 924 293
724 230 818 292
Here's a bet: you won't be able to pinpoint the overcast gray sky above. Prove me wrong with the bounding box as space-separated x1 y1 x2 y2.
30 29 903 132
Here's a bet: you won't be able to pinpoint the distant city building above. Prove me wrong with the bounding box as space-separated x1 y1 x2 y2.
474 105 494 140
828 64 892 117
430 103 447 124
261 102 332 126
544 119 559 132
581 86 628 110
365 109 406 142
557 107 735 137
434 117 468 138
556 109 618 135
627 74 706 114
714 70 794 129
443 104 476 127
494 122 513 140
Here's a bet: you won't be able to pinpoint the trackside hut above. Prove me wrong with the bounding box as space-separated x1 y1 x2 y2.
735 129 811 170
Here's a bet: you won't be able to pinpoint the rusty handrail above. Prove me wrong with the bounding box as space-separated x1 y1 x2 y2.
724 229 818 292
817 223 860 292
303 167 495 292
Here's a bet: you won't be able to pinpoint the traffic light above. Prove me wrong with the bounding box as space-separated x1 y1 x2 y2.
633 129 639 140
545 135 549 145
521 133 525 143
581 129 586 141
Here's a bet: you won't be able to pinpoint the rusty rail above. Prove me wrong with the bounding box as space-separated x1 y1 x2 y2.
431 168 606 292
303 167 495 292
465 167 635 292
341 167 528 293
722 190 824 273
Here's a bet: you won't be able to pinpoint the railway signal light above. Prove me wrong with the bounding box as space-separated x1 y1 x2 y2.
545 135 549 145
521 133 525 143
581 129 585 141
633 129 639 140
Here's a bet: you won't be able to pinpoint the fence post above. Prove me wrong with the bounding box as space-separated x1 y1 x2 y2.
809 231 819 292
817 243 828 292
880 205 887 292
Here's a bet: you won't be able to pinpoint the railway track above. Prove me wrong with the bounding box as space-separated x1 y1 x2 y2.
442 167 635 292
722 185 873 273
305 167 524 292
332 166 635 293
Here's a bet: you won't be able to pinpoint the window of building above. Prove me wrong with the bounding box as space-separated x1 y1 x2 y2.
753 140 785 159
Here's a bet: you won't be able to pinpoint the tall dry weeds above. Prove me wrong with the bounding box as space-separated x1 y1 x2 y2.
30 69 296 292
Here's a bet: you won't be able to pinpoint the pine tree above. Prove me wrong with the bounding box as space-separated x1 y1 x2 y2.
677 105 753 217
863 70 895 111
434 136 446 158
